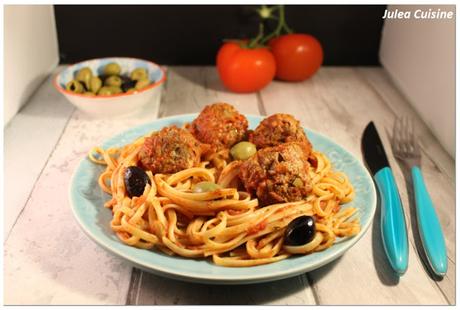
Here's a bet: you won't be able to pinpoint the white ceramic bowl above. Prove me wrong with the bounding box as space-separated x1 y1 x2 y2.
54 57 166 118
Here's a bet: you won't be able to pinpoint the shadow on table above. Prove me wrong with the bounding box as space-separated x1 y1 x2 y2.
132 256 346 305
14 73 77 121
133 271 314 305
302 255 342 284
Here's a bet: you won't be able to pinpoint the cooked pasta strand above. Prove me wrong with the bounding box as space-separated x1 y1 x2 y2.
88 131 359 267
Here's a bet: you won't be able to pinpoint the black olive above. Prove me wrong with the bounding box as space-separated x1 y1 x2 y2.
120 75 131 83
284 215 316 246
124 166 151 198
121 79 137 92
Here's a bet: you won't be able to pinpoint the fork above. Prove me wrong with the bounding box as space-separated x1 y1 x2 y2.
392 117 447 276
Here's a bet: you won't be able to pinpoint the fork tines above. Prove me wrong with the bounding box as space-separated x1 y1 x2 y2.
392 116 420 160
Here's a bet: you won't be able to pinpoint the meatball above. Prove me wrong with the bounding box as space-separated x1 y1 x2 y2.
239 142 312 207
188 103 248 151
138 126 204 174
249 114 312 157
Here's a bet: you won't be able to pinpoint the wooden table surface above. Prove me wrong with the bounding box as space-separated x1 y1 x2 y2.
4 66 455 305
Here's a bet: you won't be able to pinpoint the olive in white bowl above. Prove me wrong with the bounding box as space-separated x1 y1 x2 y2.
54 57 166 118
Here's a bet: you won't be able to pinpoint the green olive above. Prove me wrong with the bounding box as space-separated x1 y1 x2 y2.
89 76 102 93
230 141 257 160
108 86 122 94
97 86 113 96
135 78 150 90
130 67 148 81
103 62 121 76
292 178 304 188
192 182 222 193
66 80 84 93
75 67 93 89
104 75 122 87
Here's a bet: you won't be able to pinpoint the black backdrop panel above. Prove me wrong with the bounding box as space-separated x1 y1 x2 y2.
54 5 386 65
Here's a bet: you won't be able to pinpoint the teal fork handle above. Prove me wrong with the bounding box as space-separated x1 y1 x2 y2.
375 167 409 275
412 166 447 276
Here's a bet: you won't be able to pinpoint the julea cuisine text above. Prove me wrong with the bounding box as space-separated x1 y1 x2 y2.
383 7 454 19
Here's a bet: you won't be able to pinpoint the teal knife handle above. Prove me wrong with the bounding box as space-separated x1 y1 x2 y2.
411 166 447 276
374 167 409 275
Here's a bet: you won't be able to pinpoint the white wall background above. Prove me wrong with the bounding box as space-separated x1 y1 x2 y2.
4 5 59 126
380 5 455 157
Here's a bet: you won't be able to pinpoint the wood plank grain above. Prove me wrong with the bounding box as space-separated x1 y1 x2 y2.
135 273 315 305
356 67 455 180
158 66 260 117
259 67 452 304
4 67 75 239
4 74 165 304
132 66 316 305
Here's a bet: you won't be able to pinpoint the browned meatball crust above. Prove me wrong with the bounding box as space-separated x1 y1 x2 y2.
239 142 312 206
249 113 312 157
139 126 204 174
188 102 248 151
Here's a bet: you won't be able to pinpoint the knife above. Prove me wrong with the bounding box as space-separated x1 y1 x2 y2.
361 121 409 275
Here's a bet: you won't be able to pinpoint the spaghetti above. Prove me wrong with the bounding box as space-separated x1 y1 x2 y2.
88 129 360 267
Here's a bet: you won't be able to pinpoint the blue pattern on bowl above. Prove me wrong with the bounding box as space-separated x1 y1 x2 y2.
70 114 376 284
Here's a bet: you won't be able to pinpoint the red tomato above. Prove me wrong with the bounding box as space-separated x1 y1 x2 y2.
217 42 276 93
269 34 323 82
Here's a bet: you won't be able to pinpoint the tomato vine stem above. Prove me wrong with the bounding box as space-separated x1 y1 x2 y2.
260 5 293 45
228 5 294 49
248 23 265 48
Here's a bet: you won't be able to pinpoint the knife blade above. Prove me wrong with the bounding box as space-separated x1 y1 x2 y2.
361 121 408 275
